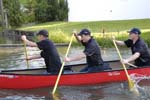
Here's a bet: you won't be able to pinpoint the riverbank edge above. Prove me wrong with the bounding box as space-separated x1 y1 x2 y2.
0 43 68 47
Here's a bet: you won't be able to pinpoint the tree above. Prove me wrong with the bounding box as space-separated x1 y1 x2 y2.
34 0 68 23
34 0 49 22
47 0 59 21
3 0 24 27
24 0 37 23
58 0 68 21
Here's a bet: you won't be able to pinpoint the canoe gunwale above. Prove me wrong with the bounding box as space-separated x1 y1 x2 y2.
0 66 150 76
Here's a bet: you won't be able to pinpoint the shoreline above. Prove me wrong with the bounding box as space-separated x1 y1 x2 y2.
0 43 68 47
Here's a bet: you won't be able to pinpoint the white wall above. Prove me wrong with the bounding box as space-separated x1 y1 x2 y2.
68 0 150 22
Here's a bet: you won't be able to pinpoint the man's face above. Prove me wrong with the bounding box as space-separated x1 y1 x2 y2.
37 35 43 41
129 33 138 40
80 34 90 43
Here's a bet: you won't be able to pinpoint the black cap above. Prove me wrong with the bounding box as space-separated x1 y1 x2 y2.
128 28 141 35
36 30 49 37
78 29 91 36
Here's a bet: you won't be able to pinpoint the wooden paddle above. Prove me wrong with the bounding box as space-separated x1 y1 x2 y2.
112 38 139 95
52 91 60 100
23 40 29 68
126 62 138 68
52 34 74 94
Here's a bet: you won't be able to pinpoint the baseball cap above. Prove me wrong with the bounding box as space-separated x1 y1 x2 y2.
128 28 141 35
36 30 49 37
78 29 91 35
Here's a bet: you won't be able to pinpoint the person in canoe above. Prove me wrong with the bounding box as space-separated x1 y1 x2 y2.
114 28 150 67
65 29 111 72
21 29 62 74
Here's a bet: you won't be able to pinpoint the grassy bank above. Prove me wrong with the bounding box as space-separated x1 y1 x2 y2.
18 19 150 47
94 31 150 48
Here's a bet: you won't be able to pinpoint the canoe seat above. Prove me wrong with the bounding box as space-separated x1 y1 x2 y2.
63 67 74 74
101 63 112 71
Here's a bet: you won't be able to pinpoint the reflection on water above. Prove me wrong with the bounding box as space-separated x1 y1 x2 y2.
54 82 150 100
57 83 138 100
0 88 48 100
0 34 20 44
0 46 150 100
0 47 45 70
0 82 150 100
0 46 131 70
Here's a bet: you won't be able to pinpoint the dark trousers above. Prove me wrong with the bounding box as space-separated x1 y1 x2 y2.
80 63 112 72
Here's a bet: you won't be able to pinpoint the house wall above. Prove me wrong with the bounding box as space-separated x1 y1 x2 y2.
68 0 150 22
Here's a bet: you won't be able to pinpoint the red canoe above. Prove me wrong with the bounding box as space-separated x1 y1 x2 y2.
0 60 150 89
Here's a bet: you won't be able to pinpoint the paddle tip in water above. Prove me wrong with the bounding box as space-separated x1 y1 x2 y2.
128 80 140 96
52 93 60 100
130 86 140 96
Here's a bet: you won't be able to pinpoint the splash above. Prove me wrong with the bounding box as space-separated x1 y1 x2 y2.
130 73 150 88
130 73 150 99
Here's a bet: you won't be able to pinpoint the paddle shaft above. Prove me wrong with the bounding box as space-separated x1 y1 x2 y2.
126 62 137 68
52 34 74 94
113 40 133 87
23 41 29 68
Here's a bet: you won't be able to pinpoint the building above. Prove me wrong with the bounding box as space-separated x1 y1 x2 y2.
68 0 150 22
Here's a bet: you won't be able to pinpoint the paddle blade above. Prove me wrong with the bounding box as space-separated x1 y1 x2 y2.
128 79 140 96
52 92 60 100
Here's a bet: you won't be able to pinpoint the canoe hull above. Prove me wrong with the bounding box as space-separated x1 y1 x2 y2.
0 67 150 89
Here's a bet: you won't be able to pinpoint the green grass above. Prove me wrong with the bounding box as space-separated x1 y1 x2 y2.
18 19 150 34
19 0 28 4
93 31 150 48
17 19 150 47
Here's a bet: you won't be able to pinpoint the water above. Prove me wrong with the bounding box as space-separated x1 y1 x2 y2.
0 33 131 68
0 46 131 70
0 46 150 100
0 82 149 100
